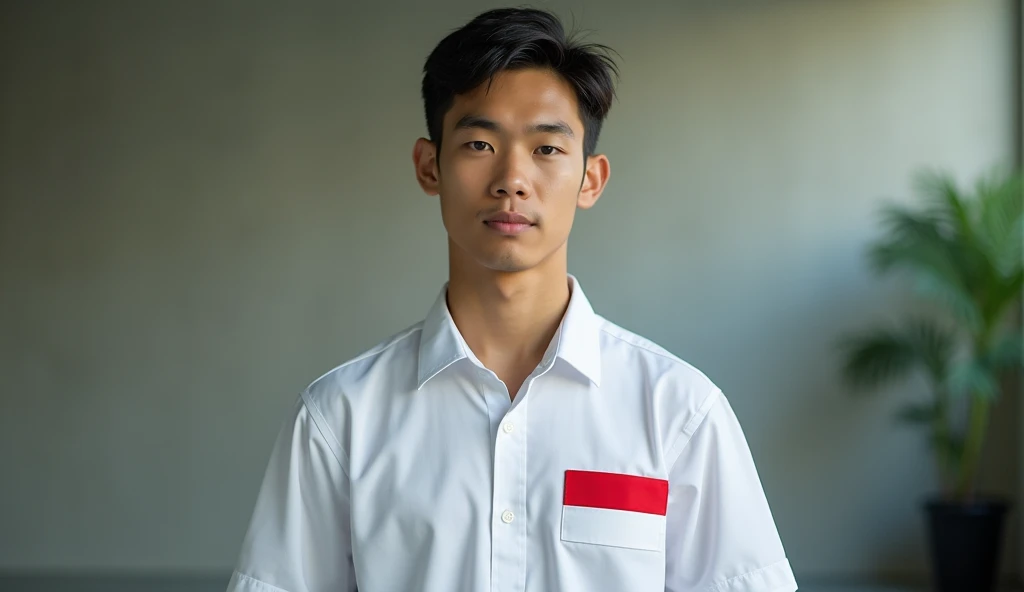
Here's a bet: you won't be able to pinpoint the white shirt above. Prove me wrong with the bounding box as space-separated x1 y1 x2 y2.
227 274 798 592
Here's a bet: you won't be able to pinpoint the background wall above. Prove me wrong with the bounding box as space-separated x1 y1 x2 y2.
0 0 1018 587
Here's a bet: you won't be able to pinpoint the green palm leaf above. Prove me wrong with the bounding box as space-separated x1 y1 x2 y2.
837 327 918 391
903 317 956 383
976 171 1022 276
915 169 974 240
869 206 982 329
945 359 998 400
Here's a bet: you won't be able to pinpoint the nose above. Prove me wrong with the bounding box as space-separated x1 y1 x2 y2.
490 153 532 199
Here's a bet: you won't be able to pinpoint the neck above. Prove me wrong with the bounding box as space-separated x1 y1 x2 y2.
445 244 571 374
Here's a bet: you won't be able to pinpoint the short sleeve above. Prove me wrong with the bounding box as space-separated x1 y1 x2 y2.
226 394 356 592
664 390 797 592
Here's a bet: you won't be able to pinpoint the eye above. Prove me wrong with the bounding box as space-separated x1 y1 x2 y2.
536 146 561 156
467 141 492 152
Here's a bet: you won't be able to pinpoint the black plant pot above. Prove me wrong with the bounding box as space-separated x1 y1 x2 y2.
924 496 1011 592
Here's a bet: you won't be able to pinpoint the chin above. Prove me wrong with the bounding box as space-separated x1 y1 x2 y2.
478 252 534 273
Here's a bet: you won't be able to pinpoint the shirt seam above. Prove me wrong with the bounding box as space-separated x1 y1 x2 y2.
705 558 793 592
664 388 722 469
233 571 291 592
305 324 422 392
597 323 714 386
300 391 351 480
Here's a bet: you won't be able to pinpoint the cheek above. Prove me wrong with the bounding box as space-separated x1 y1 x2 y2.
441 162 490 203
545 165 584 209
545 159 583 189
549 166 584 220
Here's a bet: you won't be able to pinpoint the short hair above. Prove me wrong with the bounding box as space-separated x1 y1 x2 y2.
421 7 619 160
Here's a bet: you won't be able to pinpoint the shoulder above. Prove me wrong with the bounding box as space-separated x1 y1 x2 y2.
300 320 423 416
596 313 719 392
595 314 724 462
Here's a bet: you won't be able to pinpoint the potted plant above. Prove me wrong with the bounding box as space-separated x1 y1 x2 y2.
836 167 1023 592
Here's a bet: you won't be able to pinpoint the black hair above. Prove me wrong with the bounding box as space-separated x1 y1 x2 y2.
421 7 619 160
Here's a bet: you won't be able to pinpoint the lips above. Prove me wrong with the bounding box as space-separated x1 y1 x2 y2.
483 212 535 236
485 212 534 225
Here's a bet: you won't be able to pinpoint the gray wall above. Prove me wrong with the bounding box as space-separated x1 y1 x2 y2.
0 0 1018 585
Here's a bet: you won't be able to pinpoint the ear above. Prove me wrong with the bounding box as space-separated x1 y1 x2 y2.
577 154 610 210
413 138 440 196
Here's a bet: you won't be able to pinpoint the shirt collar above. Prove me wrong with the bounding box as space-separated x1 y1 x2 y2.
416 273 603 390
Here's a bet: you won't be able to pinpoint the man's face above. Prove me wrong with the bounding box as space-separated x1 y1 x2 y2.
414 68 609 274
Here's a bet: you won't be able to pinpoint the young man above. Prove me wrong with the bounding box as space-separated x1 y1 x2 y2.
227 8 797 592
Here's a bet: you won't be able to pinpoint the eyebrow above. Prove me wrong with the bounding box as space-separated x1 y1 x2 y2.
453 115 576 139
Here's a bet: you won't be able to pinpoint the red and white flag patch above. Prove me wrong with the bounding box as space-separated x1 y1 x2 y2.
560 470 669 551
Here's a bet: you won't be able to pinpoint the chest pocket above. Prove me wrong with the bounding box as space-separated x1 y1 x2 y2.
559 470 668 552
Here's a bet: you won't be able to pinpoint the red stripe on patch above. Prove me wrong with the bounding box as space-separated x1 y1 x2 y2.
563 470 669 516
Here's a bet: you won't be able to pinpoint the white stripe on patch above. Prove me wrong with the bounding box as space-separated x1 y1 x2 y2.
560 505 666 552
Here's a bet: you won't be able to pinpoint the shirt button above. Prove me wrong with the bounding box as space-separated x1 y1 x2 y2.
502 421 514 434
501 510 515 524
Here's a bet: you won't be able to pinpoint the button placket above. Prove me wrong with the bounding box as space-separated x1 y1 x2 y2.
490 377 530 592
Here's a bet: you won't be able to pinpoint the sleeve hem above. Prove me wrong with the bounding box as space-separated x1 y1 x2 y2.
706 558 798 592
227 571 291 592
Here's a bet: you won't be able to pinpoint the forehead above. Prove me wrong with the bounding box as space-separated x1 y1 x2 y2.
444 68 582 135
